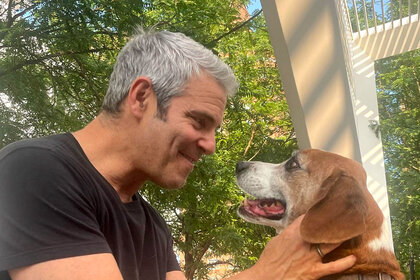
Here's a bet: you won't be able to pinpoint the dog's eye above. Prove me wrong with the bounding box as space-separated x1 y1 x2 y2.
285 157 300 171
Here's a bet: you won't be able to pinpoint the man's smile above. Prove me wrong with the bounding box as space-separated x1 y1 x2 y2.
179 152 199 164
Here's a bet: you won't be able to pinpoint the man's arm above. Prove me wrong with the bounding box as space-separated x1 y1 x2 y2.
166 270 187 280
167 216 355 280
223 216 356 280
9 253 123 280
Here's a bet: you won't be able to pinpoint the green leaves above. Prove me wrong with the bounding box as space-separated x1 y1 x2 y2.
2 2 296 277
376 49 419 278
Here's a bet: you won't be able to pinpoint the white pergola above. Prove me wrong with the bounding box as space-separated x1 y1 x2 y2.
260 0 419 246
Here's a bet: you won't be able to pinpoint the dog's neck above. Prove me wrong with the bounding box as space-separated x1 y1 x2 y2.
321 272 395 280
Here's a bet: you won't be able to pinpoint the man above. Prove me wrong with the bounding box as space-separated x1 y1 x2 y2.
0 28 356 280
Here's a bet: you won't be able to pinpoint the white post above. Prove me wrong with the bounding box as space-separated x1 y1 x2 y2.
258 0 420 248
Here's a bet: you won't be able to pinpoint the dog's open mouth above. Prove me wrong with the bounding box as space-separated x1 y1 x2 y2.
239 198 285 220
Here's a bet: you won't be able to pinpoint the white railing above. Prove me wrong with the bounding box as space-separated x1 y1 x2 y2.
344 0 420 39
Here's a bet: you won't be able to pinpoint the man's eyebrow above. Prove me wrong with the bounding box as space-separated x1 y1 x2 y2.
187 110 221 128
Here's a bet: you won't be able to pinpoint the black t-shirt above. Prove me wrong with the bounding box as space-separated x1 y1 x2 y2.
0 134 180 280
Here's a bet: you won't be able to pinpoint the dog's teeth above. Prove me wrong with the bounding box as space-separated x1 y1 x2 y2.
243 199 249 206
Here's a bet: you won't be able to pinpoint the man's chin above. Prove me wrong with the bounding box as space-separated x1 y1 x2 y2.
152 166 192 189
158 176 188 190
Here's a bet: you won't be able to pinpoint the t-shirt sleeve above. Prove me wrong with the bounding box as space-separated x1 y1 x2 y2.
166 236 181 272
0 146 111 272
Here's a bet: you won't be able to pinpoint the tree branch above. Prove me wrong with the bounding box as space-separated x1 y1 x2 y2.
411 165 420 172
9 3 39 25
151 14 177 29
39 61 97 120
6 0 14 27
243 126 255 157
196 237 214 263
0 47 115 78
248 138 266 161
205 9 263 47
411 66 420 95
185 237 214 280
204 260 235 268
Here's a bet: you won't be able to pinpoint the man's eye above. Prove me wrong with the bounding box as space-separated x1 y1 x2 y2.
192 117 205 128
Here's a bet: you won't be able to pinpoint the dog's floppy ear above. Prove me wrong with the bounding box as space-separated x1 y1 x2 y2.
300 170 368 244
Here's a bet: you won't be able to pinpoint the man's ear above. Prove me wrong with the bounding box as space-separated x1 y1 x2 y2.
127 76 155 119
300 170 368 244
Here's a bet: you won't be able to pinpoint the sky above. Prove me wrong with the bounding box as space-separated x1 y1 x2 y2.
247 0 262 14
246 1 402 22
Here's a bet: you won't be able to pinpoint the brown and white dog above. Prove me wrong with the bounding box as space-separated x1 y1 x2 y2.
236 149 404 280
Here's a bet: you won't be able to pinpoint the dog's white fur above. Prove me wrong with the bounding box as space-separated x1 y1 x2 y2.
368 220 393 252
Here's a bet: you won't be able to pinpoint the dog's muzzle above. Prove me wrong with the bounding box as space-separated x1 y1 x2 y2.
236 161 286 221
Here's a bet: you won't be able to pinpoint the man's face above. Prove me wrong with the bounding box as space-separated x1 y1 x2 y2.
138 74 227 189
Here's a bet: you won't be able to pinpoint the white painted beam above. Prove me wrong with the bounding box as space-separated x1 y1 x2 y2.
261 0 361 160
355 15 420 60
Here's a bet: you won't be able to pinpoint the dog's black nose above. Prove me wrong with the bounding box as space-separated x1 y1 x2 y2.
236 161 251 174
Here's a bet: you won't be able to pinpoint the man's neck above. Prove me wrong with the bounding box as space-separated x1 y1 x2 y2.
72 113 147 203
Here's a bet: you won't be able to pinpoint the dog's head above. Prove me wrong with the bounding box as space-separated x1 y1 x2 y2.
236 149 380 243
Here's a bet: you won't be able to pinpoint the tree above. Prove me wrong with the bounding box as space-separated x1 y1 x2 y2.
376 49 420 279
1 1 296 279
0 0 250 146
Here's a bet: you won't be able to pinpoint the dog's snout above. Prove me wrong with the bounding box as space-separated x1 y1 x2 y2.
236 161 251 174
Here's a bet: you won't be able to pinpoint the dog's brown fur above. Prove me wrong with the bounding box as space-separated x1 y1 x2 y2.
236 149 404 279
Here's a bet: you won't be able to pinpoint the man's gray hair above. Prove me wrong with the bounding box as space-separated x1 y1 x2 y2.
102 27 239 118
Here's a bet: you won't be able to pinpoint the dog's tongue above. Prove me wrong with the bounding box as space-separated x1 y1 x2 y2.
243 198 285 217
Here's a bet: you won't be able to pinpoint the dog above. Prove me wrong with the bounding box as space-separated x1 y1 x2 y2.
235 149 404 280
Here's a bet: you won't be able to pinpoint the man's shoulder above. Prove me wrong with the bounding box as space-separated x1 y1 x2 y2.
0 133 78 161
136 193 172 232
0 133 87 181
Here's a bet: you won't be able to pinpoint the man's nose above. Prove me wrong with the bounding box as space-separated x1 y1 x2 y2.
198 132 216 155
